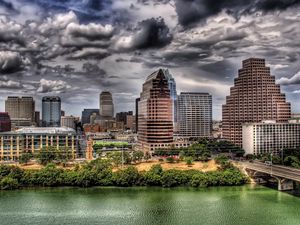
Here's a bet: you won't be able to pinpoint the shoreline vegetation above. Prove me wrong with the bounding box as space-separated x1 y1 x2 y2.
0 158 248 190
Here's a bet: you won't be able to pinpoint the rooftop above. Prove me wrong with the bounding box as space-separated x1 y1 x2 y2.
0 127 76 135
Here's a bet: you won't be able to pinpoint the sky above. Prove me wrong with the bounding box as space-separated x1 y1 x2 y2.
0 0 300 120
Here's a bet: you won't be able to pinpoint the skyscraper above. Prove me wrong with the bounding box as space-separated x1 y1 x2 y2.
5 96 35 126
138 69 173 151
99 91 114 119
222 58 291 147
135 98 140 133
177 92 212 138
42 96 61 127
163 69 177 129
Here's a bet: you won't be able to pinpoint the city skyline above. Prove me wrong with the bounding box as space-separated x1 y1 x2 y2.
1 1 300 119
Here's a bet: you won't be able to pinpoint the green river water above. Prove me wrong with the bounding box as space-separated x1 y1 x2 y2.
0 185 300 225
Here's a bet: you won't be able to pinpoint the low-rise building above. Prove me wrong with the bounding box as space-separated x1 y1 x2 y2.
242 121 300 155
0 127 76 161
61 116 78 129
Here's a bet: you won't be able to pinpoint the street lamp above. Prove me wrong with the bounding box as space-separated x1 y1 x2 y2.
270 152 273 176
121 143 124 169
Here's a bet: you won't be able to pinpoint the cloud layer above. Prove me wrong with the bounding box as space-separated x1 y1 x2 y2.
0 0 300 118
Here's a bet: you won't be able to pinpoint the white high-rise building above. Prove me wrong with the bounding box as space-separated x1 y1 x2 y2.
242 121 300 155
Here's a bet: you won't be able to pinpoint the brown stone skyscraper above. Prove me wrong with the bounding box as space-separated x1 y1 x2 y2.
222 58 291 147
138 69 173 151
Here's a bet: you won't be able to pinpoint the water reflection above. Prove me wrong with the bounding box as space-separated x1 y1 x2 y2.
1 186 300 225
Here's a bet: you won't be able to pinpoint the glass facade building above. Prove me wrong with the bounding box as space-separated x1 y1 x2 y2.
42 96 61 127
163 69 177 128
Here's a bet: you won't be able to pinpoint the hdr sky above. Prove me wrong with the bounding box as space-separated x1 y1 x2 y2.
0 0 300 119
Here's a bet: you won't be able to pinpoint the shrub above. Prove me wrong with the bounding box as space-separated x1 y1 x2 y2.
113 166 140 187
166 157 174 163
0 177 19 190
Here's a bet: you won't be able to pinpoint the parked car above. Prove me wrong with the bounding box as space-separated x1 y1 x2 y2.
264 161 272 166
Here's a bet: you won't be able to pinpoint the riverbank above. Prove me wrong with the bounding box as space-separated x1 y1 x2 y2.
0 159 248 190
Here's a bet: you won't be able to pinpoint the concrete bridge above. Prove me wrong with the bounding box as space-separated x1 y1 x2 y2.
240 161 300 191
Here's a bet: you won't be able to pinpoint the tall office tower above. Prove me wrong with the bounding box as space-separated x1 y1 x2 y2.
135 98 140 133
5 97 35 121
81 109 99 124
0 112 11 132
5 96 35 126
42 96 61 127
99 91 114 119
177 93 212 138
163 69 178 129
222 58 291 147
138 69 173 151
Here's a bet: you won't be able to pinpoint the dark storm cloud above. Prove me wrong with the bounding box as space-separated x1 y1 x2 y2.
0 0 17 12
134 17 172 49
174 0 300 26
256 0 300 11
116 17 172 50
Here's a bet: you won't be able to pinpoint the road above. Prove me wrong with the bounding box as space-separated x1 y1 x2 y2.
239 161 300 182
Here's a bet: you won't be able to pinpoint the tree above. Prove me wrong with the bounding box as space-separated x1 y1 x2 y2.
56 147 73 163
271 155 281 165
144 164 163 186
186 157 193 166
179 151 185 161
284 156 300 168
144 152 151 161
107 152 131 166
36 146 57 165
19 152 33 165
245 154 255 160
215 154 233 170
113 166 140 186
132 151 144 163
